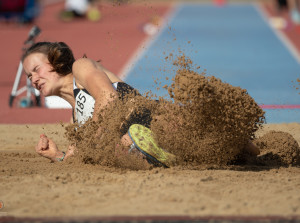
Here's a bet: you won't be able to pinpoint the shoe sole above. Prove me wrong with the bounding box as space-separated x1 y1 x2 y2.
128 124 175 168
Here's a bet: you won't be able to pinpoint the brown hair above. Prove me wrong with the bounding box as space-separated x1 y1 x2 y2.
22 42 75 76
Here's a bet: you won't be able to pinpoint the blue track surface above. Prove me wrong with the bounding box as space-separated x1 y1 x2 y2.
125 3 300 123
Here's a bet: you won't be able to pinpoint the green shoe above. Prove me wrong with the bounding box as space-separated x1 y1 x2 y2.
128 124 175 168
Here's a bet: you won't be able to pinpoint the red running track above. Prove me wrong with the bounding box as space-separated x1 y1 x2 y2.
0 1 172 124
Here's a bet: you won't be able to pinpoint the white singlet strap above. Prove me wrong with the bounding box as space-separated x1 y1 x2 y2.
112 82 118 90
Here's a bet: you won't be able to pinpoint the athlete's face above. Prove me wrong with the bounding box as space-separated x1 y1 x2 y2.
23 53 60 96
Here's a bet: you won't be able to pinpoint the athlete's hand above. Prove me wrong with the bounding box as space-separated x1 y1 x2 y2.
35 134 64 162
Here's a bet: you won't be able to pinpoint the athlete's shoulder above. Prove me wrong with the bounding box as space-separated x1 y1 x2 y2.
72 57 107 89
72 58 100 80
72 57 97 71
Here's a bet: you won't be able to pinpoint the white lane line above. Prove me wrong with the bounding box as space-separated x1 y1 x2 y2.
255 3 300 64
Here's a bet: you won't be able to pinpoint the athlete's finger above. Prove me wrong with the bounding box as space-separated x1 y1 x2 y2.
41 137 49 150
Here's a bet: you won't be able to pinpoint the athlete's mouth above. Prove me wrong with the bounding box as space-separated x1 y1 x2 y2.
38 83 44 91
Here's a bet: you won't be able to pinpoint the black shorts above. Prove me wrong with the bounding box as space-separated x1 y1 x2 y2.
116 82 154 135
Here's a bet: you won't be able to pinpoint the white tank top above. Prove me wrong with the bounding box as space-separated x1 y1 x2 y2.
73 79 118 124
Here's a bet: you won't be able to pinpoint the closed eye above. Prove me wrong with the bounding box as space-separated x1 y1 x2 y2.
27 66 38 81
27 73 32 80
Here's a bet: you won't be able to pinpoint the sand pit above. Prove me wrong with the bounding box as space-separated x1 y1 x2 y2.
1 56 300 218
0 123 300 218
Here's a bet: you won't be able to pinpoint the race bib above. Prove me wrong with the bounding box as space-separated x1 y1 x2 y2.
75 90 95 124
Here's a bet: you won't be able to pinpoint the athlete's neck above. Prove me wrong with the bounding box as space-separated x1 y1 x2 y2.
57 73 75 108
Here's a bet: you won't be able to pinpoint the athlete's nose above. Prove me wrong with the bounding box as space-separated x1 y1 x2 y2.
31 73 39 87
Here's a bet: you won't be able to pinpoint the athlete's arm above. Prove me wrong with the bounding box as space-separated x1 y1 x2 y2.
36 134 74 162
72 58 118 122
95 62 123 84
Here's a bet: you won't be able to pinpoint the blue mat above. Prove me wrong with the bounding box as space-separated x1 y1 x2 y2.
125 3 300 123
